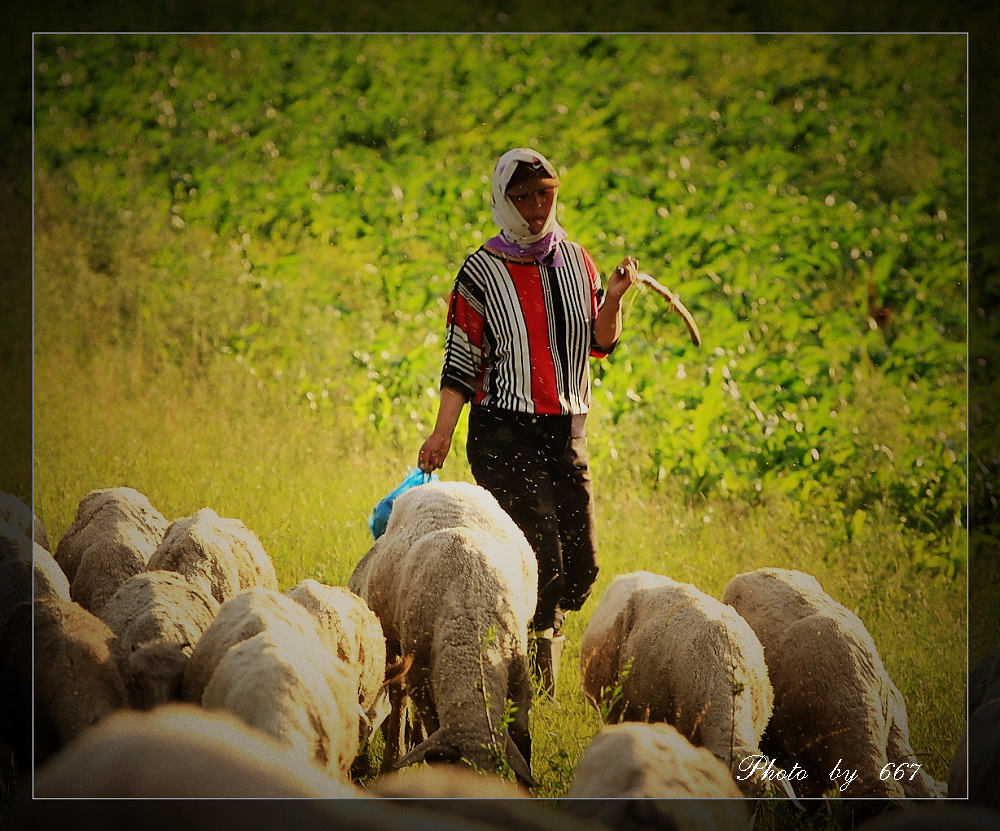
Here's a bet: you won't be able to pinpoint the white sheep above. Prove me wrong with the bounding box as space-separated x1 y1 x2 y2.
723 567 943 799
27 706 543 831
182 586 377 778
566 722 751 831
285 579 390 737
97 570 221 709
147 506 277 605
348 480 538 787
181 586 327 704
32 597 129 762
33 702 360 798
200 623 361 779
53 487 169 614
579 570 773 792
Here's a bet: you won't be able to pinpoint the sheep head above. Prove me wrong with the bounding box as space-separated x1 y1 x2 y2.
128 640 189 710
392 728 537 790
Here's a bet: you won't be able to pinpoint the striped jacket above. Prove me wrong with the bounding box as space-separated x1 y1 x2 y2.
441 240 615 415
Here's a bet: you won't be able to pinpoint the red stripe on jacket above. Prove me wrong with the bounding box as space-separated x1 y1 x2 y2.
506 261 562 414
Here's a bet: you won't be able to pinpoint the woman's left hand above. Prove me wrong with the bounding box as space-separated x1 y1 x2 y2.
609 256 638 298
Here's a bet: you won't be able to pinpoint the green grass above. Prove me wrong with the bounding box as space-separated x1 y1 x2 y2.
32 343 966 799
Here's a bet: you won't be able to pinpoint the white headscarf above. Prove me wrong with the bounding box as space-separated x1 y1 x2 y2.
490 148 562 247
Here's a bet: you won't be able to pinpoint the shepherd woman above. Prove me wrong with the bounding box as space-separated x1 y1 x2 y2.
418 147 638 695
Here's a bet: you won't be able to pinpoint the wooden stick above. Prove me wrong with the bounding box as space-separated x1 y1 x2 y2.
635 272 702 346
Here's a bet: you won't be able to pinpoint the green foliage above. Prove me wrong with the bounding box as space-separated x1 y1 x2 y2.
31 33 966 804
33 33 966 575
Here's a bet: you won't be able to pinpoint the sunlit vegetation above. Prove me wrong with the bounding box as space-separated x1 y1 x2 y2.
32 33 966 804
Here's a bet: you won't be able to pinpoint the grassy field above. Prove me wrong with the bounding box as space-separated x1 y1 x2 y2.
31 346 967 799
27 32 968 813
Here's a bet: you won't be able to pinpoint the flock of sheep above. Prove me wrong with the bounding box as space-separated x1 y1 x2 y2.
1 482 997 831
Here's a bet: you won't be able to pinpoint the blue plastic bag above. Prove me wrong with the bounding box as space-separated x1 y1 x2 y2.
368 467 437 539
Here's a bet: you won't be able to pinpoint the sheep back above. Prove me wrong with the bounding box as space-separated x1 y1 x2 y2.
382 479 532 549
569 721 747 799
285 579 387 724
372 764 529 798
182 586 328 704
0 489 49 551
579 570 670 710
54 487 169 614
581 571 773 777
98 570 221 709
201 625 360 779
565 722 750 831
33 703 359 798
34 543 72 601
147 507 277 605
0 541 70 633
352 480 537 624
53 487 167 582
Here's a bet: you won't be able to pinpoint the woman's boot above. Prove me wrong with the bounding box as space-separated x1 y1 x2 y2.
532 629 566 699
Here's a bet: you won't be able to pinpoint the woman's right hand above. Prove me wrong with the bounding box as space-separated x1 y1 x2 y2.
418 386 466 472
418 432 451 473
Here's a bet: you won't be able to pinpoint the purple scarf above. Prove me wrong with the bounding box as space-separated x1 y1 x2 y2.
485 224 568 268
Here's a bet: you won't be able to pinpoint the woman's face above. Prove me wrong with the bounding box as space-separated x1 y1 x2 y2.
510 186 556 235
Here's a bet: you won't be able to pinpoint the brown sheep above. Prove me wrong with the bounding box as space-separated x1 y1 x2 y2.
32 597 129 762
97 570 221 709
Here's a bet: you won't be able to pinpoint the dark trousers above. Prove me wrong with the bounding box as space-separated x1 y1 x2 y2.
467 407 599 632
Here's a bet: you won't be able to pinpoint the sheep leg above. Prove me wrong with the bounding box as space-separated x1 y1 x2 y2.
380 682 407 773
506 654 533 772
407 677 438 747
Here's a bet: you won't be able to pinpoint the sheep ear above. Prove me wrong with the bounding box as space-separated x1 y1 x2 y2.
393 731 537 791
384 653 414 686
391 733 462 769
504 733 537 790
